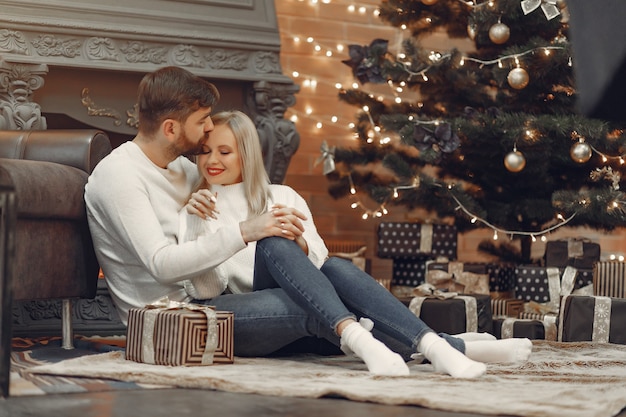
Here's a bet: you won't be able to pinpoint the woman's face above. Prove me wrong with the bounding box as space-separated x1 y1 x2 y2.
197 123 243 186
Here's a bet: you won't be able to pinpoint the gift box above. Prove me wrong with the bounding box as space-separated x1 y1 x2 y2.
593 261 626 298
488 263 516 293
545 239 600 270
126 301 234 366
408 293 493 334
515 265 593 309
491 298 524 318
492 317 557 341
391 257 429 287
425 261 489 295
377 222 457 260
558 295 626 344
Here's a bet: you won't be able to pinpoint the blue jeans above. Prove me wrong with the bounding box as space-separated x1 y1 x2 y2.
197 237 464 359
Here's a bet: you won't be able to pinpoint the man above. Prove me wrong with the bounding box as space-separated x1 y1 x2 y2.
84 66 248 325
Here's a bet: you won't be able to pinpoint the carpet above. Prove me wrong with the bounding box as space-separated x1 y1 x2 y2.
19 340 626 417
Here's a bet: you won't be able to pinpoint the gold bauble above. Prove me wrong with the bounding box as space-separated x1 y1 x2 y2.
504 150 526 172
421 0 439 4
570 142 592 163
507 67 530 89
489 22 510 44
467 24 477 40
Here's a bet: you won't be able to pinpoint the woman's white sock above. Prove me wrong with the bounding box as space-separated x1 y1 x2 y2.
464 338 533 363
417 332 486 379
340 321 409 376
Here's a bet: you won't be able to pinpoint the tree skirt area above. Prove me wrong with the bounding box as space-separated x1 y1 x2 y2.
16 340 626 417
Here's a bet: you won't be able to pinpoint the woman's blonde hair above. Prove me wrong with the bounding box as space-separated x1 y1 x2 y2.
199 110 271 217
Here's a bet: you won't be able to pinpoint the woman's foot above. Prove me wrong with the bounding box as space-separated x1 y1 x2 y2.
340 321 409 376
418 332 486 378
464 338 533 363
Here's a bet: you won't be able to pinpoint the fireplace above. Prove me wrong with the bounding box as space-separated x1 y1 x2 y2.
1 0 300 336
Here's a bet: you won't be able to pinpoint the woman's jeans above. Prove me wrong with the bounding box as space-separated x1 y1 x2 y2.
200 237 464 358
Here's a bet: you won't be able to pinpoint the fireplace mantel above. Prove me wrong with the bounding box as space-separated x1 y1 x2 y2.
2 0 302 338
0 0 299 183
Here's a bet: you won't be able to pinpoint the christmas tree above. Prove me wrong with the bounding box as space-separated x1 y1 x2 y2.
323 0 626 263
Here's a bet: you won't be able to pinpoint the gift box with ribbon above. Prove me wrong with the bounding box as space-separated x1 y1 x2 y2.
377 222 457 260
593 261 626 298
558 294 626 344
408 284 493 334
425 261 490 295
126 297 234 366
488 263 516 294
544 239 600 270
492 316 557 341
390 257 430 287
514 265 593 312
491 298 524 318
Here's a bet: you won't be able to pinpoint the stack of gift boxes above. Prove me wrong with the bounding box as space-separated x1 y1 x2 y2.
378 222 626 344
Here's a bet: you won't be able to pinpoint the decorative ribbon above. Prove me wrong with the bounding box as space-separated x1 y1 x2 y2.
143 297 218 365
420 224 433 254
426 261 489 295
521 0 560 20
567 239 584 259
409 284 478 332
592 296 612 343
501 316 557 341
314 141 336 175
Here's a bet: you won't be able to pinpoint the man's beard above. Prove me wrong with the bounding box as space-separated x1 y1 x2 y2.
170 129 206 158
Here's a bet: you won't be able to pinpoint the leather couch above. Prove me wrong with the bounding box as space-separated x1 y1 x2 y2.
0 129 112 356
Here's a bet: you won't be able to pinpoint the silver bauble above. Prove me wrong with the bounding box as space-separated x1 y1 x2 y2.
507 67 530 89
504 150 526 172
489 22 510 44
570 141 592 163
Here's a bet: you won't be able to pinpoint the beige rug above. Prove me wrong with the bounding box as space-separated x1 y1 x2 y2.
24 341 626 417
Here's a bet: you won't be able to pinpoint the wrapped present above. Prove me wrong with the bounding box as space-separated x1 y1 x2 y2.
328 241 371 273
593 261 626 298
558 295 626 344
488 263 516 293
491 298 524 318
545 239 600 269
377 222 457 260
391 257 429 287
492 317 557 341
515 265 593 311
408 284 493 334
425 261 490 295
126 298 234 366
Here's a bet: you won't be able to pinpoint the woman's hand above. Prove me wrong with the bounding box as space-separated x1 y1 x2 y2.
186 189 219 220
239 204 307 243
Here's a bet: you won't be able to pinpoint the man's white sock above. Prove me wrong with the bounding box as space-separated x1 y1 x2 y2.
464 338 533 363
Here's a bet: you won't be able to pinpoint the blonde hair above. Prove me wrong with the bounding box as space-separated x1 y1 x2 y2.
200 110 271 217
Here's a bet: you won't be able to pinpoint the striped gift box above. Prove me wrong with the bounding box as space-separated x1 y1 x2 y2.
126 306 234 366
593 261 626 298
491 298 524 318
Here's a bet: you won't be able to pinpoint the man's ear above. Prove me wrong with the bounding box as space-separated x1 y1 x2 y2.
162 118 179 141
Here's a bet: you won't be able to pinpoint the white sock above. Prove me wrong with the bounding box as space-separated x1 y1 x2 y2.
340 318 374 356
340 321 409 376
452 332 497 342
417 332 486 379
464 338 533 363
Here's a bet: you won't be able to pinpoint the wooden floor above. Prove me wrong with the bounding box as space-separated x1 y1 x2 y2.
1 388 503 417
3 388 626 417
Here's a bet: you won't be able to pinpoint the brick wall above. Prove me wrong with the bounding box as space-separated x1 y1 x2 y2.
275 0 626 282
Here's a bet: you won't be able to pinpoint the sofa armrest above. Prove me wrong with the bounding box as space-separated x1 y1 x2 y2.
0 159 88 220
0 129 112 174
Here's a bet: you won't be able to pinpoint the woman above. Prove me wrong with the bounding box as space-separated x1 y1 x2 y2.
179 110 532 378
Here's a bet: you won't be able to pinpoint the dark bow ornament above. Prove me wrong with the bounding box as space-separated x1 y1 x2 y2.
341 38 389 85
